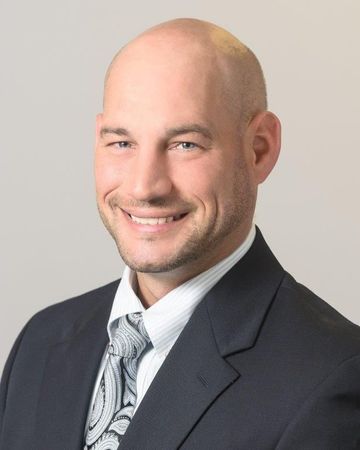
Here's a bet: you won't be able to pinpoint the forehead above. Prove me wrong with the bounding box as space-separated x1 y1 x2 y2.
104 38 225 118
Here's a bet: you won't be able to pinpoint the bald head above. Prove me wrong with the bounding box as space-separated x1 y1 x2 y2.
104 18 267 126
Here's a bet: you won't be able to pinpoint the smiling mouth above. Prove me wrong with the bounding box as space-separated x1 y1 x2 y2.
126 213 187 225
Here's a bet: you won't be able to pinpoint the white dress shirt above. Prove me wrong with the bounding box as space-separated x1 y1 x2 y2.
85 225 256 431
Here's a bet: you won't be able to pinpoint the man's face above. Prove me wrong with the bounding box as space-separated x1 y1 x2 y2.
95 40 257 276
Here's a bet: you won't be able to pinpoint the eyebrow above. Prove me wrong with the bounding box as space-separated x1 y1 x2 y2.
100 127 130 138
99 123 213 140
165 124 213 140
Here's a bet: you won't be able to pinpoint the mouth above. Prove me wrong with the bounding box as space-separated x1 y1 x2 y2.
124 211 188 226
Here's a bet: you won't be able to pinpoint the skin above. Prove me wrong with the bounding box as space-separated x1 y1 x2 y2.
95 19 281 307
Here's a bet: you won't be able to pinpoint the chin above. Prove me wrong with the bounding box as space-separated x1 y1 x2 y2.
116 245 169 272
118 246 203 274
122 258 177 274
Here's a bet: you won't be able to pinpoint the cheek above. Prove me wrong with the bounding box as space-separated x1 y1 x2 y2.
209 155 254 210
95 155 122 197
177 163 225 210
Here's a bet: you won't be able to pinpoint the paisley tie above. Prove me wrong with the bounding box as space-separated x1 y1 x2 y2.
84 312 150 449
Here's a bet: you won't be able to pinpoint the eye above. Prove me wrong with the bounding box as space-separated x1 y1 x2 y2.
109 141 132 150
174 142 198 151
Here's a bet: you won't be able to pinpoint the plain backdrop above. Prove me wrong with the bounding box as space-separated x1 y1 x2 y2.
1 0 359 373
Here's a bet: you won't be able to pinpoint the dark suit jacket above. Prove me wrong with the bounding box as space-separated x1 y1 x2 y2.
1 229 360 449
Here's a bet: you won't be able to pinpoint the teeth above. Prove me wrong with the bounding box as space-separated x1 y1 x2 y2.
130 214 177 225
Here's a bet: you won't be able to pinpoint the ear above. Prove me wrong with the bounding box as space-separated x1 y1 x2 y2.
247 111 281 184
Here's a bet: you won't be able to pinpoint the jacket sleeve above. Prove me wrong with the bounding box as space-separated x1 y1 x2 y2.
0 322 29 437
276 354 360 450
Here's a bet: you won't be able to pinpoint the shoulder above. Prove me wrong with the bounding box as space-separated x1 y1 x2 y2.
31 279 120 320
1 280 120 380
23 279 120 342
270 275 360 447
271 272 360 360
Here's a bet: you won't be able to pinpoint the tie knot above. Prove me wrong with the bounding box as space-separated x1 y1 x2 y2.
108 312 150 358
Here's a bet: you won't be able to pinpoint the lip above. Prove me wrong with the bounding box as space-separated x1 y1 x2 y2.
120 208 189 233
122 208 187 219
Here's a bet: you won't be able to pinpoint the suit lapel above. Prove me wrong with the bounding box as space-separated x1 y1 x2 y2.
119 300 240 450
33 289 115 450
206 227 285 357
121 228 285 449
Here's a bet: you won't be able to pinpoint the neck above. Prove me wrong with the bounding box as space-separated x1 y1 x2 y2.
136 263 206 308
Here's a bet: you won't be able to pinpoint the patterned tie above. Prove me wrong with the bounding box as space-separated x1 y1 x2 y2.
84 312 150 449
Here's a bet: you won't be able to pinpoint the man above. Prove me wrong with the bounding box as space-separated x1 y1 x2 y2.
1 18 359 450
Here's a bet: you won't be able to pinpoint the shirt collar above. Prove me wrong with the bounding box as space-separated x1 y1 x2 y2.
107 224 256 357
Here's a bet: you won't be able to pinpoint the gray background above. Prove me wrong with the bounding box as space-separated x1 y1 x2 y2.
1 0 359 372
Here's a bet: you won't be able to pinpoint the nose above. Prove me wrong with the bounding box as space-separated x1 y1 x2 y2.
125 147 173 202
